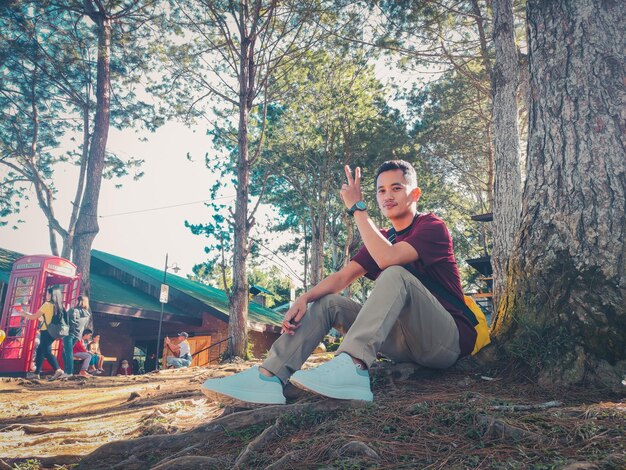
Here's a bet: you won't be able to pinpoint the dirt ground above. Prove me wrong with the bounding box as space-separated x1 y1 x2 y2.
0 364 247 468
0 356 624 469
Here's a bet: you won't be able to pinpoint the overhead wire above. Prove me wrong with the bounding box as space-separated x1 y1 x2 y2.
97 193 304 283
98 194 236 218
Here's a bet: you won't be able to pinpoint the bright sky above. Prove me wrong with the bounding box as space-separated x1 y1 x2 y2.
0 122 299 281
0 54 424 283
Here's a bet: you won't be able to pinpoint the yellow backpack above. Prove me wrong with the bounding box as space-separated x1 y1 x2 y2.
464 295 491 355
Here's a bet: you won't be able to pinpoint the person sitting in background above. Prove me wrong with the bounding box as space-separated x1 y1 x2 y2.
165 332 192 368
73 329 94 378
117 359 133 376
87 334 105 373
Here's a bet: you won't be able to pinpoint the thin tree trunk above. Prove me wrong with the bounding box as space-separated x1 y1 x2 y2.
494 0 625 389
302 221 308 290
63 107 91 259
491 0 522 308
309 209 325 286
228 1 254 359
342 215 353 297
72 12 112 295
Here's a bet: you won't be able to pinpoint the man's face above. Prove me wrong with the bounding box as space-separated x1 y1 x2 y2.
178 335 186 342
84 333 92 342
376 169 419 220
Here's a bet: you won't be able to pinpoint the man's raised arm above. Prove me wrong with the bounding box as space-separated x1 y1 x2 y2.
340 165 419 269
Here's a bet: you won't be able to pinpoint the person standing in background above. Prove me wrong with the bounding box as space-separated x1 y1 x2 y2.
62 296 92 376
14 286 68 380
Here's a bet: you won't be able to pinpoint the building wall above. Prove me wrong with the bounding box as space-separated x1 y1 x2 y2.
92 314 135 373
91 312 281 370
249 330 280 360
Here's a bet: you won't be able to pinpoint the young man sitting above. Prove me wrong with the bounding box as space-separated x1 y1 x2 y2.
165 332 192 368
201 160 477 405
73 329 94 378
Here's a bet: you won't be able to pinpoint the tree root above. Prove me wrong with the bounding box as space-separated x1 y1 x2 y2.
150 443 203 468
4 455 81 468
151 456 225 469
491 400 563 412
233 417 281 469
1 424 73 434
476 414 550 444
264 450 306 470
77 399 365 469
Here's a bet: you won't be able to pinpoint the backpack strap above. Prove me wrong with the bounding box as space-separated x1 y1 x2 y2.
386 229 478 326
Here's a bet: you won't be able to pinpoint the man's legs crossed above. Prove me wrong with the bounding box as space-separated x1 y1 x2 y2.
201 294 361 405
261 294 361 382
290 267 460 400
339 266 460 369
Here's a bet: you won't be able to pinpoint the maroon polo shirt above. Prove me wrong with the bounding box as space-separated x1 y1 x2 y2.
352 212 477 357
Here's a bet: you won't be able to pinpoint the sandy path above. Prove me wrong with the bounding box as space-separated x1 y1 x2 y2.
0 365 247 461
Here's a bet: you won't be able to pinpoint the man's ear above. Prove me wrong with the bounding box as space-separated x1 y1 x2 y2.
411 187 422 202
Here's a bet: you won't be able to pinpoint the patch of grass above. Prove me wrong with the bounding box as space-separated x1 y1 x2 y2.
12 460 41 470
224 423 267 442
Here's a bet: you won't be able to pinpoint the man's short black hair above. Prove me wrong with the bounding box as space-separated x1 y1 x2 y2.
375 160 417 187
83 329 93 336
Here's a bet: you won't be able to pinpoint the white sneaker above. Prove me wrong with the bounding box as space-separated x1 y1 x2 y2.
50 369 65 381
290 353 373 401
26 372 40 380
201 366 286 406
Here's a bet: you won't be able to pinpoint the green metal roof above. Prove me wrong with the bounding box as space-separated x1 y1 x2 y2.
90 272 190 317
0 247 283 328
250 284 277 297
91 250 283 327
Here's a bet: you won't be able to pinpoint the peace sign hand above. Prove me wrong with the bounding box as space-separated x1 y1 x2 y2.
340 165 363 209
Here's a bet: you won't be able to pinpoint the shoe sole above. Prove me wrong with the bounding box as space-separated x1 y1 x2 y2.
290 377 373 402
200 386 285 408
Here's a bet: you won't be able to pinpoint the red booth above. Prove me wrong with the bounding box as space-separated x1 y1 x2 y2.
0 255 81 376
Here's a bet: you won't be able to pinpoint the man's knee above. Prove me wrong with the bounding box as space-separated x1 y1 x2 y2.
309 293 344 314
376 265 409 284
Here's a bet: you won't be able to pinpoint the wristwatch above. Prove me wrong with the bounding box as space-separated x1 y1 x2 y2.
347 201 367 216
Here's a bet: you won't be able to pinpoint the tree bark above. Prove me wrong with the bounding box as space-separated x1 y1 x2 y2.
63 107 91 260
309 208 326 286
72 10 112 295
494 0 626 389
228 1 257 359
491 0 522 307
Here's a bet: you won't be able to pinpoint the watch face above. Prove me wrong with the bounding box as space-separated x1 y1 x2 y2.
356 201 367 211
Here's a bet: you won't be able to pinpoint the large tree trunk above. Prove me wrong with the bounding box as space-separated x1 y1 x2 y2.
72 12 112 295
491 0 522 307
493 0 626 389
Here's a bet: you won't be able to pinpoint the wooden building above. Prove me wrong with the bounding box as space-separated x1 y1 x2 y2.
0 248 283 372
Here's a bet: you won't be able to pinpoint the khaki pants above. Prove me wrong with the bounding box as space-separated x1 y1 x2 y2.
262 266 461 383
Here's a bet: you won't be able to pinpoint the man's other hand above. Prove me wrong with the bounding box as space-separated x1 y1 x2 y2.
281 296 308 335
